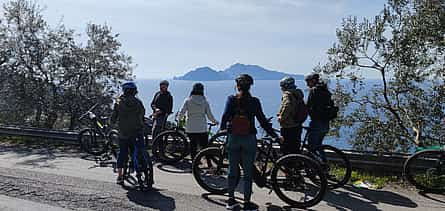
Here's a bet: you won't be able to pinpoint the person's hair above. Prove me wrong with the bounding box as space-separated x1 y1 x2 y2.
190 90 204 96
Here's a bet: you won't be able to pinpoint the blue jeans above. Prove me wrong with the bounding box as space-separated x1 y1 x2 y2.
117 133 151 171
227 134 256 202
308 120 329 160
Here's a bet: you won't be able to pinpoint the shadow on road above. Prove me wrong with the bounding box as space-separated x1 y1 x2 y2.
323 185 418 210
0 140 81 168
156 160 192 174
201 193 245 211
419 191 445 204
125 186 176 211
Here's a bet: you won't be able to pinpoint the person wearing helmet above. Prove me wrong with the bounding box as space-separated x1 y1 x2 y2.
277 76 305 155
111 82 152 185
220 74 278 211
305 72 332 155
150 80 173 139
177 83 219 160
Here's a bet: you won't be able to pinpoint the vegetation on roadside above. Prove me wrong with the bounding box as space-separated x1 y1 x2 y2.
0 0 134 130
317 0 445 152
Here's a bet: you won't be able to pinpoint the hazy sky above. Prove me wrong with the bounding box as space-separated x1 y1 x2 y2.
30 0 386 79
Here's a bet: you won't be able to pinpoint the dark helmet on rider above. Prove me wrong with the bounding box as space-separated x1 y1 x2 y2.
122 81 137 92
280 76 296 90
304 73 320 81
160 80 169 87
235 74 254 87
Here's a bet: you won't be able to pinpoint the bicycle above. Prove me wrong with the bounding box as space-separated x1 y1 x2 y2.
192 131 327 208
299 126 352 189
121 134 154 191
404 143 445 193
78 104 119 157
151 113 225 164
208 119 352 190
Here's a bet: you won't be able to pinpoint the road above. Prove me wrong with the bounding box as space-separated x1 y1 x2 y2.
0 141 444 211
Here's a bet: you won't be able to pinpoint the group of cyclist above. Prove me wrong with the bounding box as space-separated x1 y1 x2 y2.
109 72 334 211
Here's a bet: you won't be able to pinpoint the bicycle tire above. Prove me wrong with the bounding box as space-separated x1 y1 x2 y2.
313 145 351 189
151 130 188 164
404 149 445 193
192 147 240 194
78 128 106 156
271 154 327 208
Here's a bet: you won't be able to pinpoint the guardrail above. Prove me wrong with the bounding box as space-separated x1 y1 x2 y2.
0 125 411 174
0 125 79 142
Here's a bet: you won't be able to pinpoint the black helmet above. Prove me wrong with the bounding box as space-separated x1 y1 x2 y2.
192 83 204 93
235 74 254 86
280 76 296 90
304 73 320 81
160 80 169 86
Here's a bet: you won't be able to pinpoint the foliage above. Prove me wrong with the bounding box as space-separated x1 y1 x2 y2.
0 0 134 129
317 0 445 152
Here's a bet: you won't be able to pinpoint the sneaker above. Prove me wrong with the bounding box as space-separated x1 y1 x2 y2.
116 176 124 185
243 202 258 211
226 198 240 210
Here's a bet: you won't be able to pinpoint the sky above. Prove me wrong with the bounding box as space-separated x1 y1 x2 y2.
27 0 386 79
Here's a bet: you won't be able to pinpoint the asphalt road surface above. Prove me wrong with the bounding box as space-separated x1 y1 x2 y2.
0 141 444 211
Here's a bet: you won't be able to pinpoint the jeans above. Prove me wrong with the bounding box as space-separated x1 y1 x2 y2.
152 114 168 139
307 120 329 161
187 132 208 160
227 134 256 202
117 133 152 170
280 127 302 155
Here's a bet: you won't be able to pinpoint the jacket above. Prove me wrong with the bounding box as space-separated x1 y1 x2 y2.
178 95 218 133
307 83 332 121
150 91 173 115
277 88 304 128
220 95 278 138
110 95 145 139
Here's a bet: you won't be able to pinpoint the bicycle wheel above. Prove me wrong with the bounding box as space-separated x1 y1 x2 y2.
78 128 106 156
208 131 227 147
151 130 188 164
404 149 445 193
192 147 240 194
135 150 154 190
313 145 351 189
271 154 327 208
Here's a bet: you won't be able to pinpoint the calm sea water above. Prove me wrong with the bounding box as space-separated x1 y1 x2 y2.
136 79 351 149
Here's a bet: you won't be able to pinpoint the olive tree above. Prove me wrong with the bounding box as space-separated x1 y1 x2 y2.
317 0 445 152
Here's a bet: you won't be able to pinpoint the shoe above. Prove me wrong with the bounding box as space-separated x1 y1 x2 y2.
243 201 258 211
226 198 240 210
116 176 124 185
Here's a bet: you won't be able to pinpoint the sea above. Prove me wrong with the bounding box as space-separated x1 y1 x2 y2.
136 79 352 149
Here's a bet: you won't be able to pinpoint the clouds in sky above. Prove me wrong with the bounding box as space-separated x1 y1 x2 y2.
33 0 385 78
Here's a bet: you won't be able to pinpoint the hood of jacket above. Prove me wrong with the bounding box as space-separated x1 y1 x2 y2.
285 88 304 100
118 95 141 112
189 95 206 105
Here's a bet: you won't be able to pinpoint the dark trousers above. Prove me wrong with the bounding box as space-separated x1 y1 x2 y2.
152 114 168 140
280 126 302 155
308 120 329 161
187 132 208 160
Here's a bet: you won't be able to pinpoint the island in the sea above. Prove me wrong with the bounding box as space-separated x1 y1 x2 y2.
174 63 304 81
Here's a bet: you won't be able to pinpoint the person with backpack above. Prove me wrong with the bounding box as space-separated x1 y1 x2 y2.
177 83 219 160
150 80 173 139
110 82 153 186
305 73 338 154
220 74 279 211
277 76 306 155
